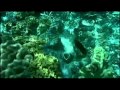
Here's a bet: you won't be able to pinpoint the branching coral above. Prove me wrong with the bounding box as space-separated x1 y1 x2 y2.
1 12 39 36
22 35 47 54
28 53 62 78
37 12 52 35
12 35 47 54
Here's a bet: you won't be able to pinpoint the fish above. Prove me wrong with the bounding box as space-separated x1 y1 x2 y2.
74 38 87 56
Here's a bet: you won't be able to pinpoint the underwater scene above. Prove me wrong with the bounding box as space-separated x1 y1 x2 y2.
0 11 120 78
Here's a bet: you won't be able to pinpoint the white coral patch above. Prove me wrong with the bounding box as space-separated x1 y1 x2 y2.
60 37 74 54
82 20 93 26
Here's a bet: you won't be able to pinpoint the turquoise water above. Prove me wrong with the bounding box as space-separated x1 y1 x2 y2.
0 11 120 78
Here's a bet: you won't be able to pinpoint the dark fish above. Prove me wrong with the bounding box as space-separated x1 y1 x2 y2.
74 38 87 56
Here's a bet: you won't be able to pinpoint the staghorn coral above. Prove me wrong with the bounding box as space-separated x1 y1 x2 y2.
28 53 62 78
0 40 33 78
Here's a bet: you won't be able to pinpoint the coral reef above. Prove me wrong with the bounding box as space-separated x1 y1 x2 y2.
0 40 33 78
0 11 119 78
78 46 116 78
18 35 47 53
28 53 61 78
91 46 108 69
1 12 39 36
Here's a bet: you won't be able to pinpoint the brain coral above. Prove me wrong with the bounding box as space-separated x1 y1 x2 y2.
0 40 33 78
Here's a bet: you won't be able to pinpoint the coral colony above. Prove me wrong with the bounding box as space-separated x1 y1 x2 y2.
0 11 120 78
